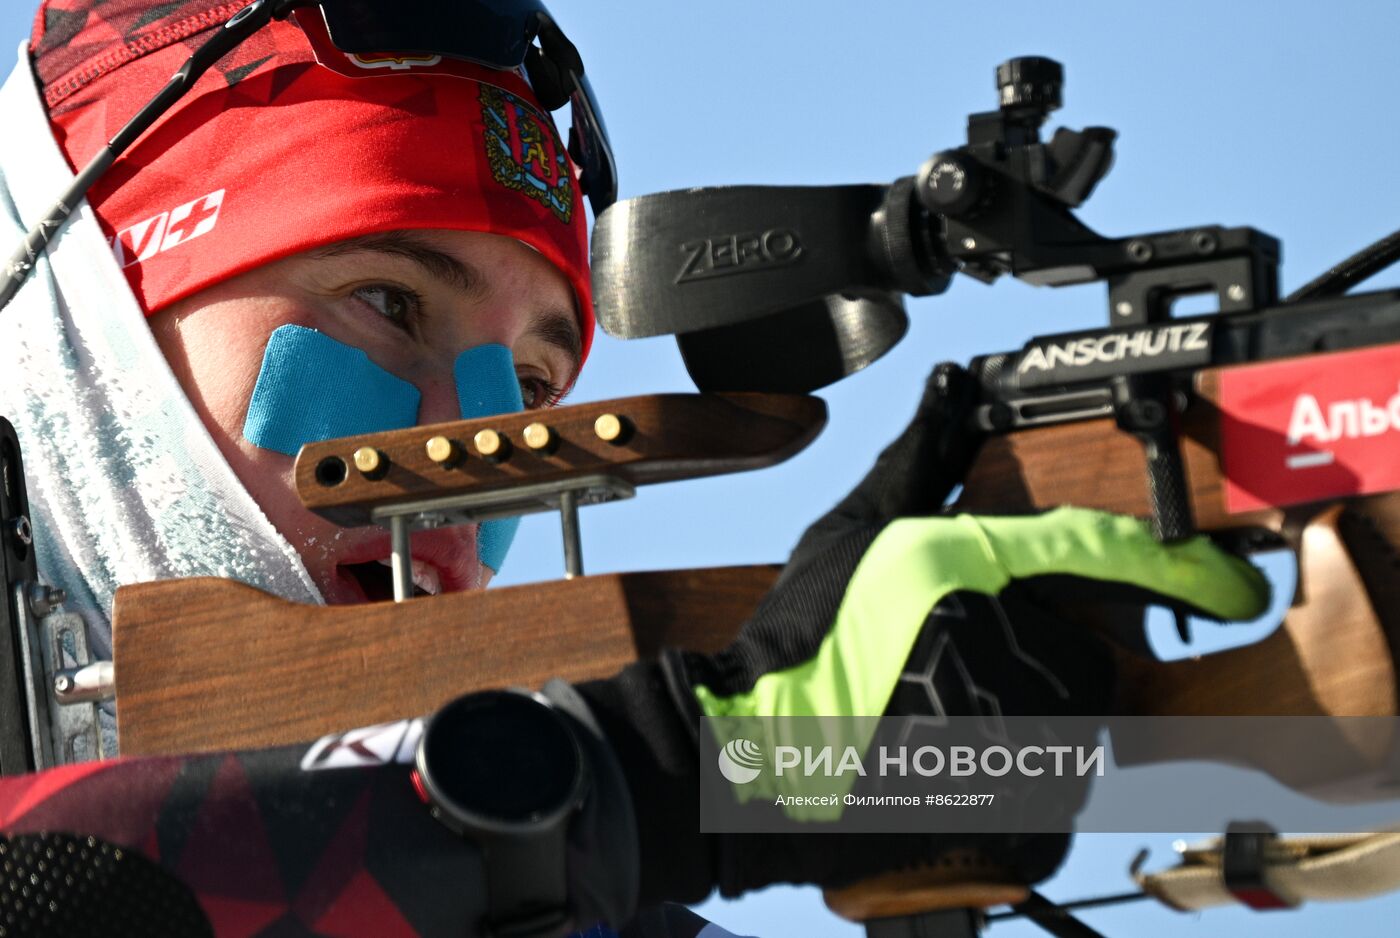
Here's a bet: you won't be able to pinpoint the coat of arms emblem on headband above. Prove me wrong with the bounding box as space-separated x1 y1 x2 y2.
479 85 575 224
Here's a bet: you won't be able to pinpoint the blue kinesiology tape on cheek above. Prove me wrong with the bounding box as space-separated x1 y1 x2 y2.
455 343 525 418
456 344 525 573
243 325 421 456
476 519 520 577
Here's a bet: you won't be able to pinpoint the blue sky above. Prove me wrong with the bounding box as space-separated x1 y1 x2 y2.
6 1 1400 935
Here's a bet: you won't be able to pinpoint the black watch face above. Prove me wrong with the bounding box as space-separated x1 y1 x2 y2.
419 692 582 825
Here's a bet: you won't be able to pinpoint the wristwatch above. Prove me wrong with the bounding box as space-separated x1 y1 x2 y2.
415 688 589 937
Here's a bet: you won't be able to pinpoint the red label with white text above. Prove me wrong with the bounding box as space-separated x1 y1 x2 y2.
1219 343 1400 512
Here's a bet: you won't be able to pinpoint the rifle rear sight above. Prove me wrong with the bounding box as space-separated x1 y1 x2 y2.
889 56 1280 324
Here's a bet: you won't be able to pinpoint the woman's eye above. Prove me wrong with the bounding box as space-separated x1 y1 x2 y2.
351 284 421 330
519 375 564 409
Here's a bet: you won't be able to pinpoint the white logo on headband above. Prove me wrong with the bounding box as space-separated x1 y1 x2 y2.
110 189 225 270
345 52 443 71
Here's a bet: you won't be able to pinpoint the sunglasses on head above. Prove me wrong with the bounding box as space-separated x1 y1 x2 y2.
310 0 616 215
0 0 617 312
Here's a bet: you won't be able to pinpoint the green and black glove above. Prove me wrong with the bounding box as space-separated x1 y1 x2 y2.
577 363 1268 905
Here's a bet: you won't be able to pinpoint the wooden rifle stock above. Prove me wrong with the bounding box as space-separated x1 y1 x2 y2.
114 567 773 755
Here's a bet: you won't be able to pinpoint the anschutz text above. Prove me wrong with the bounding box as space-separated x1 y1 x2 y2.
1017 322 1210 375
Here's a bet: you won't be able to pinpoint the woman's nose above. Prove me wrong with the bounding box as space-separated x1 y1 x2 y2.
416 375 464 427
414 344 524 428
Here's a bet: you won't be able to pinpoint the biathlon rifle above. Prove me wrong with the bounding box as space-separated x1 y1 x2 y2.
587 54 1400 930
588 55 1400 726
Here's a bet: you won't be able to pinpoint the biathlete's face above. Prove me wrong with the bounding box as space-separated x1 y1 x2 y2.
149 229 582 604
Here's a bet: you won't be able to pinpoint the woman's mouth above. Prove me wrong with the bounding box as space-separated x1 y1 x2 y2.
339 558 441 601
329 527 480 604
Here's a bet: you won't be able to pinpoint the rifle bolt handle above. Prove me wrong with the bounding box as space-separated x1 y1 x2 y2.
53 662 115 704
594 413 632 445
473 429 511 461
425 436 462 467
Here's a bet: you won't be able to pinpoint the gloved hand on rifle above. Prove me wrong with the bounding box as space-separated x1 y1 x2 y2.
576 362 1269 906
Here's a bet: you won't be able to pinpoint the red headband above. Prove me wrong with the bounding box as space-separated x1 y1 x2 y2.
32 0 594 358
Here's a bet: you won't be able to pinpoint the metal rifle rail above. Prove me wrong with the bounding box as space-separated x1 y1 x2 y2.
967 288 1400 432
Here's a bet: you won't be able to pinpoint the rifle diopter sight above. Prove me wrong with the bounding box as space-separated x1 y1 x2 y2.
914 55 1120 283
894 56 1279 322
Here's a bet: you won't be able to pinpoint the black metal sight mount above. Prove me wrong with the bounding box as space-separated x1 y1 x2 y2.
591 56 1284 542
